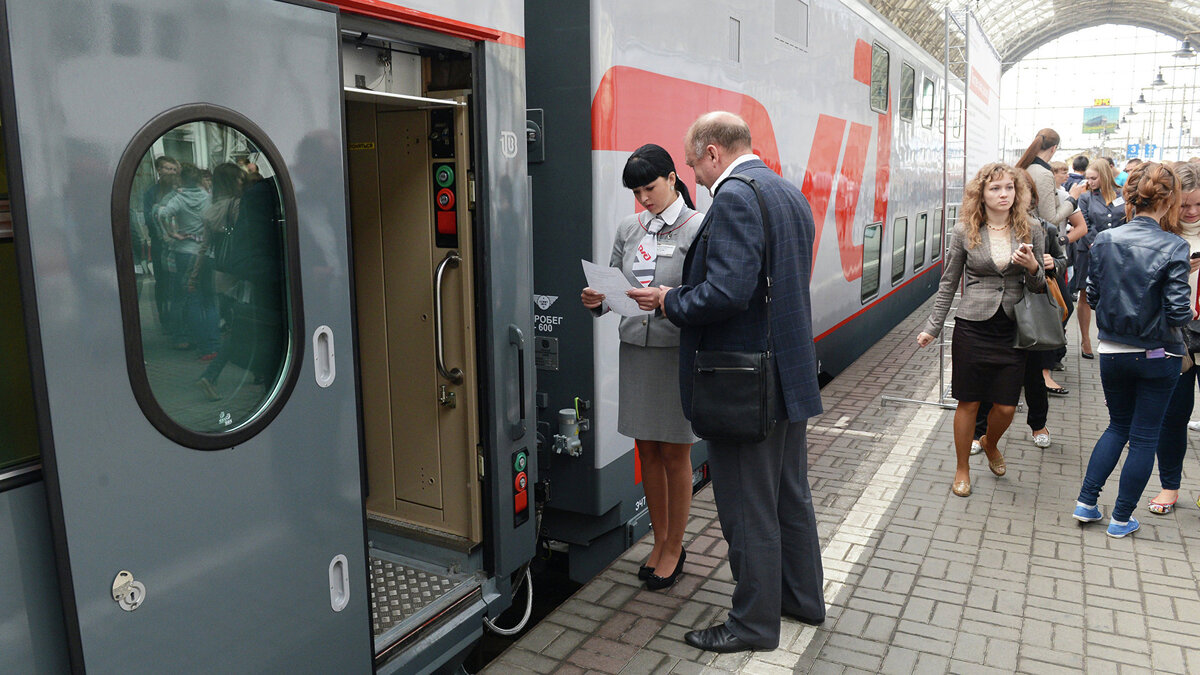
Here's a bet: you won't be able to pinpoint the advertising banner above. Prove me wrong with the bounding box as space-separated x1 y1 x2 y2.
1083 106 1119 134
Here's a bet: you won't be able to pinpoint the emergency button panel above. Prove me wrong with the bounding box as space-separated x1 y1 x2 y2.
512 449 529 526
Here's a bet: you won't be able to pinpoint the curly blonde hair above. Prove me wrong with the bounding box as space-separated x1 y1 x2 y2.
960 162 1031 248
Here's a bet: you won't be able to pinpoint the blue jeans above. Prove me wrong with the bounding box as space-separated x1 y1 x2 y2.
1078 352 1180 522
1155 366 1197 491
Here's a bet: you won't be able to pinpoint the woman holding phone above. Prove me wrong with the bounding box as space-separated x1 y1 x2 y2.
917 163 1046 497
580 144 703 589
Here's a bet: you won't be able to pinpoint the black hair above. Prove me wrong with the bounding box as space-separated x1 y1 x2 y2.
1072 155 1089 172
621 143 694 209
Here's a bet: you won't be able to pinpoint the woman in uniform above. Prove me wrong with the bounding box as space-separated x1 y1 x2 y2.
581 144 703 590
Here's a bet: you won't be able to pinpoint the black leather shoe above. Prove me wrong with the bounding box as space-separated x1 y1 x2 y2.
645 550 685 590
684 624 758 653
782 610 825 626
1081 350 1095 360
1046 386 1069 396
637 565 654 581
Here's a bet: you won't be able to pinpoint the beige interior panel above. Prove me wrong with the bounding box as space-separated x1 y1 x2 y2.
376 109 444 511
348 96 481 542
345 101 396 518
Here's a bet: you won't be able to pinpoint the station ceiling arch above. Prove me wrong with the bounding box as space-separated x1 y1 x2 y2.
865 0 1200 70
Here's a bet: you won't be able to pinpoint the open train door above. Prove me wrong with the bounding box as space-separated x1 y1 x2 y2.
0 0 372 671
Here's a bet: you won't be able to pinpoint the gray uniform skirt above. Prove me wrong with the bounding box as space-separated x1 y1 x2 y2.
618 342 698 444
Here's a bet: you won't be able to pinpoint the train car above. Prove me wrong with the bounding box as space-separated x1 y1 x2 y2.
1 0 999 672
1 1 536 673
525 0 995 579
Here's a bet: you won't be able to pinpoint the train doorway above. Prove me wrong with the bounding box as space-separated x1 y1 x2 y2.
345 91 483 543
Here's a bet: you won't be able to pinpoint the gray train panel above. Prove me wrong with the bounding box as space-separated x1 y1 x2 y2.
2 0 371 671
475 39 539 582
0 480 69 674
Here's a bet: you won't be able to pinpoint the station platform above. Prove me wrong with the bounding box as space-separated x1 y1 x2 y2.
485 296 1200 674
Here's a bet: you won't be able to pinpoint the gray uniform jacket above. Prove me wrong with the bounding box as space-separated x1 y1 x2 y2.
595 204 704 347
922 218 1046 337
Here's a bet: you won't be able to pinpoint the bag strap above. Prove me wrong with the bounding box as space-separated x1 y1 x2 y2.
722 174 774 356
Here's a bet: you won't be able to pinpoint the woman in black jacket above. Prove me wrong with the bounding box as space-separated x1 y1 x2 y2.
1073 162 1190 538
1074 159 1127 358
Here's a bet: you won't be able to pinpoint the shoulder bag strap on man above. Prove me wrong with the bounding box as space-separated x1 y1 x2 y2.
723 174 773 356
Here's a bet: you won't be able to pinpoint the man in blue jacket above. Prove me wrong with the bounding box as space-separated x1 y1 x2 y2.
630 111 825 653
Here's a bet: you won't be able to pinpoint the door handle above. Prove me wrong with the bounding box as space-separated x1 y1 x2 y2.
508 324 526 440
434 251 464 384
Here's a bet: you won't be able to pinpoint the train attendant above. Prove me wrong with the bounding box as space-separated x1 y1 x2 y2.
580 144 703 590
917 163 1046 497
1149 162 1200 515
1075 159 1127 358
1073 162 1189 538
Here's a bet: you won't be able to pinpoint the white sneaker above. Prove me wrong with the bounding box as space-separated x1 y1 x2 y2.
1032 432 1051 448
970 439 983 455
1189 420 1200 432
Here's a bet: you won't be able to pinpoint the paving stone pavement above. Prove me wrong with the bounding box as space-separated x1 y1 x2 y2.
485 297 1200 674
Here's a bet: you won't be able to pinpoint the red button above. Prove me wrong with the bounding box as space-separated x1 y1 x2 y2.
437 210 457 235
514 471 527 492
514 490 528 513
436 188 455 210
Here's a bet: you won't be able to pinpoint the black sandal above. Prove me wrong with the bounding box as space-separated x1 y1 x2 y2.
1046 386 1069 396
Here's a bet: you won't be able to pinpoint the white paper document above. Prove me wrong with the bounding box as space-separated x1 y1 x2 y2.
581 260 652 317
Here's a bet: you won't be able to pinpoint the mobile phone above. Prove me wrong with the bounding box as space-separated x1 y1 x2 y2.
1019 243 1032 253
1190 251 1200 260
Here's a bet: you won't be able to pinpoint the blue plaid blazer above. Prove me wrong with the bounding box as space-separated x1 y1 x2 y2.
663 159 823 422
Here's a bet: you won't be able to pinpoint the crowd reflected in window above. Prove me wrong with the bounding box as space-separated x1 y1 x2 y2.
128 121 289 434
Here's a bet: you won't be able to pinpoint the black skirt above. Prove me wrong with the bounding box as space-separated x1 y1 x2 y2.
951 308 1027 405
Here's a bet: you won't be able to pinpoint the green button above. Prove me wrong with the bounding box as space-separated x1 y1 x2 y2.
513 452 527 472
436 165 455 188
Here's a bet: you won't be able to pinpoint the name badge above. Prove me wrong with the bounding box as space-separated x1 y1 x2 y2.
1113 197 1125 207
657 243 676 257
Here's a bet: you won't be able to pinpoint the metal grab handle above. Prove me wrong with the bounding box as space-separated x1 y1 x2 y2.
435 251 464 384
508 325 527 440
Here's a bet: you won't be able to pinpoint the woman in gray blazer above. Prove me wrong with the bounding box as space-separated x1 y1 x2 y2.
917 163 1046 497
581 144 703 590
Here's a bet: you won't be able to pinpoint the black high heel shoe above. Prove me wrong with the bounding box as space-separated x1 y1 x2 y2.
638 565 654 581
645 550 686 590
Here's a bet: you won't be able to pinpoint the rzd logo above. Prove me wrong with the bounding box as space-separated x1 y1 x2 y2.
500 131 518 159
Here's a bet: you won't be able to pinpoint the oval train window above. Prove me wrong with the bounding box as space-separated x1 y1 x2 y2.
112 106 303 449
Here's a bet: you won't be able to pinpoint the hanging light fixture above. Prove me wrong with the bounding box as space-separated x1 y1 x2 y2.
1175 39 1195 58
1126 105 1137 116
1169 122 1175 130
1153 71 1168 87
1138 92 1148 104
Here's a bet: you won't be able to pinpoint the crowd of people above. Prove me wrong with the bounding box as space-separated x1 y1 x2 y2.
140 152 285 403
918 126 1200 538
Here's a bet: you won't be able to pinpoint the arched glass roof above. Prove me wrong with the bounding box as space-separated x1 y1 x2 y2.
865 0 1200 69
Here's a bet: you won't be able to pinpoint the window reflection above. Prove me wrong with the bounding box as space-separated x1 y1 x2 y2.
861 222 882 302
130 121 289 434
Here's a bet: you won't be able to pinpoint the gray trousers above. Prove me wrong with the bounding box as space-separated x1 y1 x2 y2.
707 419 825 647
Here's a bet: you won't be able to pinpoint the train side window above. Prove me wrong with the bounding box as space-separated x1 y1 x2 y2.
899 63 915 122
861 222 882 303
921 76 935 128
1 126 42 475
932 208 944 260
870 43 889 113
113 109 302 450
891 216 908 286
774 0 809 50
913 212 927 270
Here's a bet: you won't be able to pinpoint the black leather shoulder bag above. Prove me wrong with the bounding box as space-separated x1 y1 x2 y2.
690 175 779 443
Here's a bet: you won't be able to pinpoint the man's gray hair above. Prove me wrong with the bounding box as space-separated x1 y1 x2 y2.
688 111 752 157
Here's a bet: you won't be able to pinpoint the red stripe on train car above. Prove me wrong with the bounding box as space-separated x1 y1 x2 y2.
802 115 846 271
853 40 872 85
591 65 783 192
324 1 525 48
834 122 872 281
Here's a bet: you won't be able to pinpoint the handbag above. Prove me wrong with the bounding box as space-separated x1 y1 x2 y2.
1012 277 1067 351
1182 319 1200 354
689 175 779 443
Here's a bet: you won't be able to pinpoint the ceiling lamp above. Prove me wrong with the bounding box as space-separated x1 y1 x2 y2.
1138 92 1148 104
1175 39 1195 58
1169 122 1175 130
1126 105 1137 116
1152 71 1168 87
